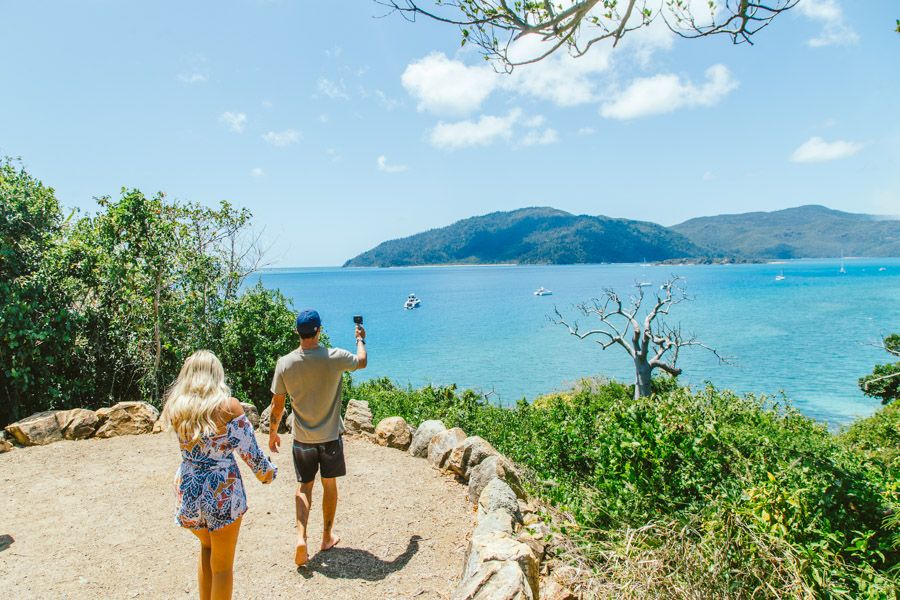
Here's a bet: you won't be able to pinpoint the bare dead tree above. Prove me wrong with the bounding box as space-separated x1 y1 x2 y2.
377 0 797 70
553 276 725 399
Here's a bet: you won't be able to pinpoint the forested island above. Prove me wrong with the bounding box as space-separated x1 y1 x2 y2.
344 205 900 267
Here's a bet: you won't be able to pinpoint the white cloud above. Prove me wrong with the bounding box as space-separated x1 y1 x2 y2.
523 115 545 128
600 64 738 120
262 129 301 146
402 52 497 116
795 0 858 47
326 148 341 163
577 127 596 136
179 72 207 84
790 137 863 163
219 111 247 133
262 100 273 109
250 167 264 178
702 171 715 181
375 90 401 111
319 114 329 123
317 78 349 100
377 155 408 173
520 128 559 147
430 109 522 150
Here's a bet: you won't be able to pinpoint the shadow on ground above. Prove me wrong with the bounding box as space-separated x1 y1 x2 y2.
298 535 422 581
0 535 13 552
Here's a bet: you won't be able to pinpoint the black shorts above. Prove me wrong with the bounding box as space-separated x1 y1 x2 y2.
292 437 346 483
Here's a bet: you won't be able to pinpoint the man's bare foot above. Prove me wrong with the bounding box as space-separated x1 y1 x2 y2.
294 542 308 566
321 533 340 552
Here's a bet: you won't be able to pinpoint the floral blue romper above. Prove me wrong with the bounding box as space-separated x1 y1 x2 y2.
174 414 277 530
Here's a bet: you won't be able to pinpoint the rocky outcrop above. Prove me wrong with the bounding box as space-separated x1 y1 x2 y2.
468 455 524 506
259 404 290 434
375 416 412 450
409 420 446 458
94 402 159 438
4 411 65 446
427 427 466 470
58 408 99 440
240 402 259 428
447 436 498 479
344 399 374 435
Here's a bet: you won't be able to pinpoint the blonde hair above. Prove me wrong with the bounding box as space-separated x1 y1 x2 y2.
161 350 231 442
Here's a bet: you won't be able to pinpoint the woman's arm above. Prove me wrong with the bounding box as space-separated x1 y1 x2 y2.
226 398 277 484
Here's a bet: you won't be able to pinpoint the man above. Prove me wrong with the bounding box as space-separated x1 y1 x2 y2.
267 309 367 567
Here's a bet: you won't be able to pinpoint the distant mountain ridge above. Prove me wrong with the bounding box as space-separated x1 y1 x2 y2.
343 207 701 267
343 205 900 267
670 205 900 259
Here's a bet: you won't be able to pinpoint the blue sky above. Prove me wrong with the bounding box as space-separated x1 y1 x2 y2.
1 0 897 266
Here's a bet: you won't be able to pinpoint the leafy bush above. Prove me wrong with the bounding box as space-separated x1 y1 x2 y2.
859 334 900 404
0 161 297 423
347 377 899 598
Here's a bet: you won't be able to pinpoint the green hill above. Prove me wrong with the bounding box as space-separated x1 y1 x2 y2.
671 205 900 259
343 207 702 267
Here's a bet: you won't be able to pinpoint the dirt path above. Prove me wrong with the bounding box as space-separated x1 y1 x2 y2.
0 433 472 599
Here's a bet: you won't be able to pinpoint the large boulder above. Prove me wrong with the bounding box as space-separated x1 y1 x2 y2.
93 402 159 438
58 408 99 440
259 404 290 434
478 478 521 523
427 427 466 470
451 560 534 600
240 402 259 429
4 411 65 446
409 420 446 458
343 399 374 435
448 436 498 480
374 416 412 450
468 455 524 506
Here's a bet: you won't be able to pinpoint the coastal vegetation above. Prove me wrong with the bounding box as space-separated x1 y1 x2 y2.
859 334 900 405
344 205 900 267
346 376 900 598
0 160 296 427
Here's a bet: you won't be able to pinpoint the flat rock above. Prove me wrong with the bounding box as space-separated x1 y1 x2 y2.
344 399 374 435
452 560 534 600
4 411 64 446
447 436 498 480
427 427 466 470
93 402 159 438
468 455 525 506
240 402 259 429
259 403 290 434
409 420 446 458
375 416 412 450
58 408 99 440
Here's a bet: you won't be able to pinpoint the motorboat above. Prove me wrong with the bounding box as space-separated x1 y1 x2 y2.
404 293 421 309
775 271 785 281
533 287 553 296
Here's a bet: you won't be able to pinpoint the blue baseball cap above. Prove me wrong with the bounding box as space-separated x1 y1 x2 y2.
295 309 321 335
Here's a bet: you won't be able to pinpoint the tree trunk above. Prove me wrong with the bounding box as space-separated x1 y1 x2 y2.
634 358 653 399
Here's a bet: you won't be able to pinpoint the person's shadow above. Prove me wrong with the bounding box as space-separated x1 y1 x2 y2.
298 535 422 581
0 535 13 552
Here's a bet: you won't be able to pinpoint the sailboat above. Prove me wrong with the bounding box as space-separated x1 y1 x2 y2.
775 271 785 281
839 252 846 274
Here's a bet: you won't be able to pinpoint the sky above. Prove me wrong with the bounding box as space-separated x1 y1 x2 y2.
1 0 898 266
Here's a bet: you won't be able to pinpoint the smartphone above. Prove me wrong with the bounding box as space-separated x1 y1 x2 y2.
353 315 363 325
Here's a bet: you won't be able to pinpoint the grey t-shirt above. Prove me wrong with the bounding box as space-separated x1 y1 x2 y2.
270 346 359 444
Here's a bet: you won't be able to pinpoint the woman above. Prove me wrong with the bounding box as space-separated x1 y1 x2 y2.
162 350 276 600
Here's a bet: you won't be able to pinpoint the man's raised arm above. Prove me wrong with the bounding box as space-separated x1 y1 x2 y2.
355 324 368 369
268 393 286 453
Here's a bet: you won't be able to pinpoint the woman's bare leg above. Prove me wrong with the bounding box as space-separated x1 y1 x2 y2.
208 516 242 600
189 528 212 600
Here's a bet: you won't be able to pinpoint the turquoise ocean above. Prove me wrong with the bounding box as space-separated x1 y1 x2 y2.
255 258 900 426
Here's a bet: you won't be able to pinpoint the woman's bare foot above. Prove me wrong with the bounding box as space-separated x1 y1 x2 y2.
294 540 308 566
320 533 340 552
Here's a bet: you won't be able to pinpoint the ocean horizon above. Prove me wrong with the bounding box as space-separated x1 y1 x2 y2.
253 257 900 427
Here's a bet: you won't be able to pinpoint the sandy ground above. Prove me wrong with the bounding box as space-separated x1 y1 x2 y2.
0 433 473 599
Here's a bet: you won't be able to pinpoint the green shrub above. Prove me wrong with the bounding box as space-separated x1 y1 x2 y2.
347 377 899 597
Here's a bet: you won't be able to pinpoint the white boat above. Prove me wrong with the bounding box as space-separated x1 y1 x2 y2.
533 287 553 296
839 252 846 274
879 267 887 272
404 293 421 309
775 272 785 281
